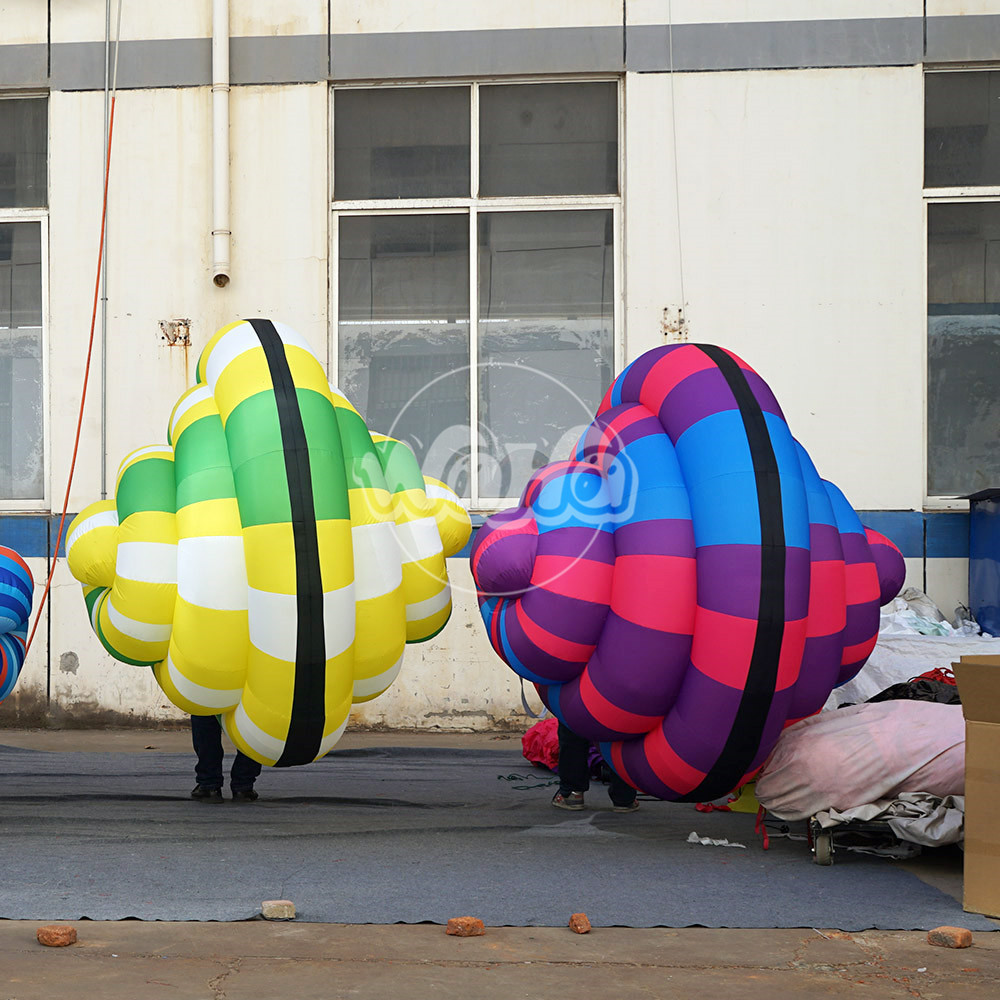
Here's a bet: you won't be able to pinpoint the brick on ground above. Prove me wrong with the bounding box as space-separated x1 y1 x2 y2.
446 916 485 937
927 926 973 949
36 925 77 947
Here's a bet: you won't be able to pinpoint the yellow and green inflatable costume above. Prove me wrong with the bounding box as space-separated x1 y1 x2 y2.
67 319 470 766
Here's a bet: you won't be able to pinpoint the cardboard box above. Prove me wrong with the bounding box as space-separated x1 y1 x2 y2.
952 655 1000 918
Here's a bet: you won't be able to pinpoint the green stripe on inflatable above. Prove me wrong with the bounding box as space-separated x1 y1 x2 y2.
226 393 290 528
174 414 238 510
93 592 159 666
117 457 177 521
373 438 424 495
83 586 106 619
297 389 350 522
336 407 388 492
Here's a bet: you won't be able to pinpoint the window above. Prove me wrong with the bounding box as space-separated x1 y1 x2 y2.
0 96 47 504
333 81 620 507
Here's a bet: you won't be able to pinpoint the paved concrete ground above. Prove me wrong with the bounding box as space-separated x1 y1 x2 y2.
2 728 997 998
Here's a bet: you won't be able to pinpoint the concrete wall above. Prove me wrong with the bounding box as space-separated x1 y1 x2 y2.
1 2 996 726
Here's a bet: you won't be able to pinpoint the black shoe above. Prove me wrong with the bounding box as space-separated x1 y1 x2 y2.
231 788 259 802
191 784 223 802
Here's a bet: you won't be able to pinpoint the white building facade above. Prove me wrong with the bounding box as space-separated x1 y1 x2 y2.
0 1 996 727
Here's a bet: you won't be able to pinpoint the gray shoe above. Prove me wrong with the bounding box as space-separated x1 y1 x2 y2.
552 791 585 810
191 784 223 802
612 799 639 813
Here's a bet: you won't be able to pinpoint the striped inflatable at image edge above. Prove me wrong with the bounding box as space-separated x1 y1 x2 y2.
66 319 471 767
0 545 34 703
470 343 905 802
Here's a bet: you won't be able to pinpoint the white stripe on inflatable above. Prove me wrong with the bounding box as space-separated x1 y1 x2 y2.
270 321 314 355
166 654 242 711
404 583 451 623
247 588 297 661
232 702 286 760
204 322 261 389
66 508 118 556
177 535 248 610
323 582 357 659
247 582 356 661
116 541 178 585
106 597 172 643
117 444 173 480
168 384 214 441
394 516 442 564
317 714 350 757
423 482 459 503
352 652 404 699
351 521 402 600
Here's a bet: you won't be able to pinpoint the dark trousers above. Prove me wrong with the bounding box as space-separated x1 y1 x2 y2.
557 722 636 808
191 714 262 792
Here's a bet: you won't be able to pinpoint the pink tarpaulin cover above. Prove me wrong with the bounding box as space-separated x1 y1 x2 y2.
755 701 965 821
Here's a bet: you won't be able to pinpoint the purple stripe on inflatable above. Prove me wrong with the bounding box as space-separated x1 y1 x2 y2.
618 347 669 403
809 522 845 561
519 587 610 646
582 408 661 453
613 518 695 557
842 601 879 649
743 369 786 422
789 633 846 716
591 612 690 715
841 531 871 564
745 692 796 775
656 370 738 443
534 526 618 563
556 675 643 741
618 735 687 800
694 545 811 620
653 368 739 440
501 603 587 684
670 670 744 772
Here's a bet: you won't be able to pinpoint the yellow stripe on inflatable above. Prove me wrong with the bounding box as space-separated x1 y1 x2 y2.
65 318 471 767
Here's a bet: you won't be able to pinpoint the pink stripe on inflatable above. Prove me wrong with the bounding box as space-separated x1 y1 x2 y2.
806 560 847 636
580 669 660 735
844 560 879 603
644 723 707 795
610 554 697 633
514 601 595 665
689 607 758 688
841 636 878 666
470 513 536 579
775 618 809 691
532 555 614 603
637 348 718 417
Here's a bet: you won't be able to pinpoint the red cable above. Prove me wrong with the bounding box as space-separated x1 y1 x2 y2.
25 95 117 656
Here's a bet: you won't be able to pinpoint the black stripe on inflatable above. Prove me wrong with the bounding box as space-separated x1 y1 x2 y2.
687 344 785 802
249 318 326 767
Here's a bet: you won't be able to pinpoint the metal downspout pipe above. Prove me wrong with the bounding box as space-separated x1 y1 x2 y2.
212 0 231 287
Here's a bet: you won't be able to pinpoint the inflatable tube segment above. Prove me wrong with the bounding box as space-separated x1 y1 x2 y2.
0 545 33 703
67 319 470 766
471 344 904 802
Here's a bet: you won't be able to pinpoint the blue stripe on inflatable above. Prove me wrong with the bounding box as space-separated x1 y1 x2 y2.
795 442 838 528
534 470 615 535
824 480 866 536
497 602 552 686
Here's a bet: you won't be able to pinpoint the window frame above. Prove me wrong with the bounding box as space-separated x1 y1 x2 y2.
329 77 624 512
0 92 49 511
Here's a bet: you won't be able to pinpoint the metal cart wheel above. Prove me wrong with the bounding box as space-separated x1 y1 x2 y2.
812 830 834 866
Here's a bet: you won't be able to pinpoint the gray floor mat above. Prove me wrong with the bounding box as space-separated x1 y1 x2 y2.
0 743 992 930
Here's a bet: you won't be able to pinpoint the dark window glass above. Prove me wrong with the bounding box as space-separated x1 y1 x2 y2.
926 72 1000 188
334 88 470 200
0 98 47 209
479 82 617 197
338 214 471 496
477 210 614 497
928 203 1000 495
